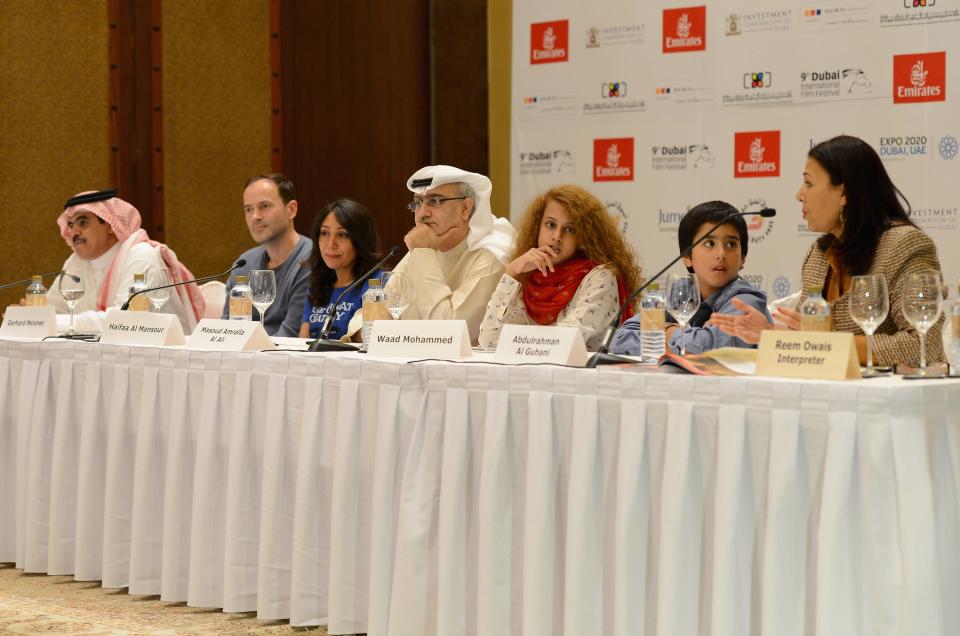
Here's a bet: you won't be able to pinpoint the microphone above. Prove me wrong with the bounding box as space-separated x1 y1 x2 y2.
585 207 776 368
308 245 402 353
120 258 246 311
0 270 81 292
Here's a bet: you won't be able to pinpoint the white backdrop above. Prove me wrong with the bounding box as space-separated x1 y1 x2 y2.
511 1 959 300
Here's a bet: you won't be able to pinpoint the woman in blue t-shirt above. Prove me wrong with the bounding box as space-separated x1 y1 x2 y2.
299 199 382 339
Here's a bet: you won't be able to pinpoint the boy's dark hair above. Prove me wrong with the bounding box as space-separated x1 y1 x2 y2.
678 201 748 273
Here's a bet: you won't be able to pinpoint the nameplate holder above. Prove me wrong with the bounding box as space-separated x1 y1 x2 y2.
756 330 861 380
100 308 185 346
368 319 472 358
0 305 56 338
186 318 275 351
493 324 588 367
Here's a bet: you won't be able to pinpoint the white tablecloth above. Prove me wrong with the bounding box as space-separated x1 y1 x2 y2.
0 339 958 635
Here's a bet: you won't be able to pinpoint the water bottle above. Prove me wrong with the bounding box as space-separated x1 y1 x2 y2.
229 275 253 320
639 281 666 362
799 286 832 332
24 275 47 306
127 272 151 311
361 278 386 349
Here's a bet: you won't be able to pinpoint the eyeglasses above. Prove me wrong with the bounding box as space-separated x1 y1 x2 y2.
406 196 467 212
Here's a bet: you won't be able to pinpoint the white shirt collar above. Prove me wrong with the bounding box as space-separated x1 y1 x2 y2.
87 241 122 270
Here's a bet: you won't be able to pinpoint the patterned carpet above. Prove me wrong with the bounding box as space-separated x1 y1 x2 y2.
0 563 326 635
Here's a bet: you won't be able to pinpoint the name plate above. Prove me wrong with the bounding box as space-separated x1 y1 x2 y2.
367 319 472 358
185 318 275 351
0 305 56 338
756 330 861 380
100 308 185 346
493 324 588 367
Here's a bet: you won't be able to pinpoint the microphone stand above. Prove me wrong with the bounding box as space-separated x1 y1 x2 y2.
120 260 246 311
0 270 80 291
308 246 402 353
585 208 776 368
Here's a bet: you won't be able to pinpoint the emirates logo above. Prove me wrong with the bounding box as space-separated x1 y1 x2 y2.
735 130 780 178
663 6 706 52
893 52 945 103
594 137 634 181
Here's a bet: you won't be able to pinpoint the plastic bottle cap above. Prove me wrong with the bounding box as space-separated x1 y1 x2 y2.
236 275 248 284
805 286 823 294
31 275 43 283
134 273 146 282
369 278 381 288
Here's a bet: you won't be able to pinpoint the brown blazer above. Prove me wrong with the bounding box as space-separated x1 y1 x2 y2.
799 224 944 367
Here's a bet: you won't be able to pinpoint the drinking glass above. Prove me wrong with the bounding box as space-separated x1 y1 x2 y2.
146 268 173 313
249 269 277 323
385 270 412 320
665 272 700 356
901 271 943 377
59 271 84 336
848 274 889 376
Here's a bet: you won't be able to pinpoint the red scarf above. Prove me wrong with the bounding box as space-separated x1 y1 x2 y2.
523 258 634 325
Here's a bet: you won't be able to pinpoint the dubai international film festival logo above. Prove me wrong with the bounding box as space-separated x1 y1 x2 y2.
893 52 945 103
593 138 634 181
530 20 569 64
734 131 780 178
843 68 872 94
662 6 706 53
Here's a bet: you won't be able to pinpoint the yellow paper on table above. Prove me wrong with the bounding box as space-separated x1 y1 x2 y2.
657 347 757 376
756 330 861 380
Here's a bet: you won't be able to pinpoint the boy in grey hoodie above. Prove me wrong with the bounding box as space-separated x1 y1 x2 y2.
612 200 770 356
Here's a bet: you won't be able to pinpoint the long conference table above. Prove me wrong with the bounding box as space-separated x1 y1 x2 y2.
0 337 957 635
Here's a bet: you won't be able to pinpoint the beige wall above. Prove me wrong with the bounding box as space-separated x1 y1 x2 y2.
162 0 272 278
0 1 109 306
488 0 512 219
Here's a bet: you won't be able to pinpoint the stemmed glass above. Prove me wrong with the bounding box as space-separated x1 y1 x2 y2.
848 274 889 376
146 268 173 313
59 271 84 336
249 270 277 323
901 271 943 377
385 270 412 320
665 272 700 356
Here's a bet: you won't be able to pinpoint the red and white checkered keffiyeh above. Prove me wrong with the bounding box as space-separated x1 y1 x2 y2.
57 193 142 244
57 193 205 327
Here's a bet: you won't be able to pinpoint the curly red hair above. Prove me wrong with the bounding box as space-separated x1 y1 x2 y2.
513 184 642 299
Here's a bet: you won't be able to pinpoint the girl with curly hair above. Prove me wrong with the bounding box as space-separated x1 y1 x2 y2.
478 184 642 350
299 199 382 339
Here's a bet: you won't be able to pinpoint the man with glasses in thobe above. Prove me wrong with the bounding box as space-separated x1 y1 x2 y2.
348 164 515 343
